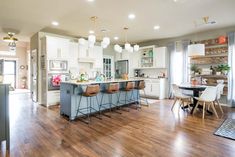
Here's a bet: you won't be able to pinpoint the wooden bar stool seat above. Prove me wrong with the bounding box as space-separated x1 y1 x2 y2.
100 83 121 117
118 81 136 111
134 80 149 108
76 84 101 124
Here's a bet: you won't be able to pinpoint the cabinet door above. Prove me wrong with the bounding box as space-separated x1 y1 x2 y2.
46 36 58 59
144 82 152 96
58 38 69 59
154 47 167 68
129 51 141 77
68 42 78 69
121 52 130 60
151 83 160 97
93 46 103 69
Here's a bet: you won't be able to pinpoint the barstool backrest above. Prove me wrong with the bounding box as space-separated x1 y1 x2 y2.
126 82 135 90
107 83 119 93
138 81 145 89
84 84 100 96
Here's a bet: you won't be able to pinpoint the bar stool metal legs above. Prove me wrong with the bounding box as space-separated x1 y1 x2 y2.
76 84 101 124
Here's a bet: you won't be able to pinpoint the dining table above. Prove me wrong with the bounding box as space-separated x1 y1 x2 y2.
178 84 212 114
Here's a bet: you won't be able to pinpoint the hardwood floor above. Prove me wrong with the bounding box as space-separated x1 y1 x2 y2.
1 93 235 157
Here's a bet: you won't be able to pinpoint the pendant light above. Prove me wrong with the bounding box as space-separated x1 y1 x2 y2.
101 29 110 48
88 16 98 47
188 43 205 57
114 27 140 53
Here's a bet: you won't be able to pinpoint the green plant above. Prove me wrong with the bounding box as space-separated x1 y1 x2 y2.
216 64 231 73
190 64 200 74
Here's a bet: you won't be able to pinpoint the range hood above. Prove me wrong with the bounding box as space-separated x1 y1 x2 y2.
78 58 95 63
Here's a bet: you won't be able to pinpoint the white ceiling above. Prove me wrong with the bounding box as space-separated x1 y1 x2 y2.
1 0 235 43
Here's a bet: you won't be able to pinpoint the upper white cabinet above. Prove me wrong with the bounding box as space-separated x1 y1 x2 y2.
154 47 167 68
44 36 69 59
68 41 79 69
116 52 130 61
92 46 103 69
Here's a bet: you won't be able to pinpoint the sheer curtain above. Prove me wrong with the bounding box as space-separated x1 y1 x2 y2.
228 32 235 107
168 40 190 98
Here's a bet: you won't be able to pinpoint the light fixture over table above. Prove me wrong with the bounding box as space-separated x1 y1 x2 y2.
188 43 205 57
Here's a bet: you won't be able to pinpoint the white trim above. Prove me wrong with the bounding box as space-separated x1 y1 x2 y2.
0 57 19 88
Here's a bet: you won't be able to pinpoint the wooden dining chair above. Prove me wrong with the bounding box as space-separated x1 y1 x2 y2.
193 86 218 119
171 84 192 111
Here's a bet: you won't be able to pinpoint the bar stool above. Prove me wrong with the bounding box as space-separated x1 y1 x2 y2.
76 84 101 124
135 80 149 108
118 81 135 111
99 83 121 117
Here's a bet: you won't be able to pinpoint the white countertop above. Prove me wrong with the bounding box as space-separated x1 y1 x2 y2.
61 78 145 86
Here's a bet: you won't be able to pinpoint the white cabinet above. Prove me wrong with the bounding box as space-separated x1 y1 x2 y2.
116 52 130 61
140 78 168 99
151 82 160 97
68 41 79 69
154 47 167 68
44 36 69 59
47 91 60 106
92 46 103 69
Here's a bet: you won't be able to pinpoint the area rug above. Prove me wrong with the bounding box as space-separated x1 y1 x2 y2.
214 118 235 140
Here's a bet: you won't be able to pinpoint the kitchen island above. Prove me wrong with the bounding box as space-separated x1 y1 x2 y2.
60 78 144 120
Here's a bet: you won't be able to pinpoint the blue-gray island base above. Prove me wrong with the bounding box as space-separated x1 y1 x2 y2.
60 79 143 120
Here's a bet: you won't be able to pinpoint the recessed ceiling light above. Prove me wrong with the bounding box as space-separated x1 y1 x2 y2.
114 37 119 40
128 14 136 20
52 21 59 26
173 0 178 2
154 25 160 30
89 30 95 34
87 0 95 2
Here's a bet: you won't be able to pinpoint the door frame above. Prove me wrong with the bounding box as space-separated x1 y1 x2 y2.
0 57 19 88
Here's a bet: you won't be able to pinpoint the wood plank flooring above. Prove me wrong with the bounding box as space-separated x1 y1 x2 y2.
1 93 235 157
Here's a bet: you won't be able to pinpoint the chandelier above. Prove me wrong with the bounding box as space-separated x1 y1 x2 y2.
114 27 139 53
78 16 110 49
3 32 18 51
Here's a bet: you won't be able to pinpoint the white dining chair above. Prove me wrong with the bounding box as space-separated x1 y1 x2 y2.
171 84 192 111
193 86 218 119
215 83 225 114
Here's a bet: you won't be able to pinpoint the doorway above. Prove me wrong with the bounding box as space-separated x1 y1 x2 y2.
3 60 16 88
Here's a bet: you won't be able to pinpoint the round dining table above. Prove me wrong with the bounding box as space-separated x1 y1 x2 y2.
178 84 209 114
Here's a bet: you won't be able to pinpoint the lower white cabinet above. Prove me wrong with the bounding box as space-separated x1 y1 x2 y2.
47 91 60 106
140 78 168 99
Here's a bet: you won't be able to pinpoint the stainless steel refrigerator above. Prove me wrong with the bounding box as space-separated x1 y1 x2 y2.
115 60 129 78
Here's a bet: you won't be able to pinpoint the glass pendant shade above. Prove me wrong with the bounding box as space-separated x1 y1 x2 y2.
78 38 86 45
188 44 205 57
133 44 140 51
102 37 110 46
88 35 96 44
125 43 131 50
101 41 108 48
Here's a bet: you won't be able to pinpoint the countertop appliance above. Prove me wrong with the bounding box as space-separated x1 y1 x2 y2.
115 60 129 78
48 60 68 73
48 73 70 91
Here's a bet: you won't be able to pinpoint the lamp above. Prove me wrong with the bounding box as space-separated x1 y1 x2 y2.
3 32 18 43
188 44 205 57
114 27 140 53
78 16 110 49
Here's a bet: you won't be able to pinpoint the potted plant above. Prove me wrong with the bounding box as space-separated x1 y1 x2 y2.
216 64 231 75
190 64 201 75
